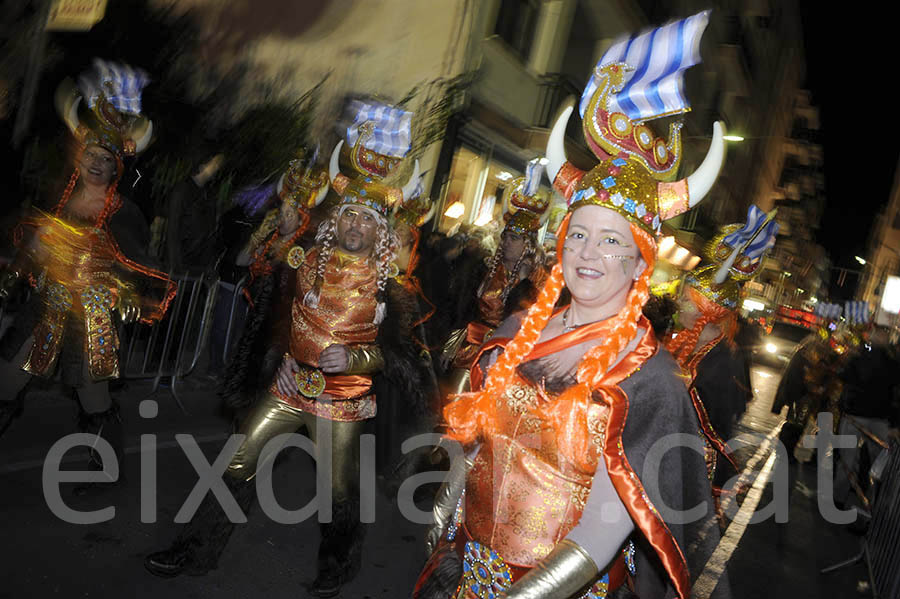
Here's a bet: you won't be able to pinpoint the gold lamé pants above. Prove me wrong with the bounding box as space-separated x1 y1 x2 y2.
226 392 365 502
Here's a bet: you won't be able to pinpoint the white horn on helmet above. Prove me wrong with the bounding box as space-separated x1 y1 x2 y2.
312 180 330 207
546 100 575 184
400 159 420 201
132 119 154 154
329 141 344 184
685 120 726 209
422 202 436 225
658 121 727 220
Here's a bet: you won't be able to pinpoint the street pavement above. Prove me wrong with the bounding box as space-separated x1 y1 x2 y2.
0 365 876 598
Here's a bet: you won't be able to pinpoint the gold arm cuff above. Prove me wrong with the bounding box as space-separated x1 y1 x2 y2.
344 344 384 374
501 539 600 599
440 327 467 363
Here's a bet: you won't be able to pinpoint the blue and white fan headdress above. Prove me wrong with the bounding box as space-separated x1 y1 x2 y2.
59 58 153 157
709 204 779 285
579 10 710 123
77 58 150 116
844 301 871 326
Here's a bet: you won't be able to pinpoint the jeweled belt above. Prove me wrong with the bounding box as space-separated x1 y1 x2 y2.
448 526 627 599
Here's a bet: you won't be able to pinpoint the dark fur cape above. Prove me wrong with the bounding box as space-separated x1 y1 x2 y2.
373 278 440 483
375 278 435 418
219 270 280 410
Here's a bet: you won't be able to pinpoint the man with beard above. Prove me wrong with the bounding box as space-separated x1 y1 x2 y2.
144 100 427 598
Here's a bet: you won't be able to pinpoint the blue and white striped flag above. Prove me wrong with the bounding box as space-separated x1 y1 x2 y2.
579 10 710 122
342 100 413 158
78 58 150 115
523 158 544 196
815 302 843 320
723 204 779 263
844 301 870 325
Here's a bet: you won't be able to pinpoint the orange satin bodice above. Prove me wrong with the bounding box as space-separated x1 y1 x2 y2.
464 372 604 567
289 248 379 367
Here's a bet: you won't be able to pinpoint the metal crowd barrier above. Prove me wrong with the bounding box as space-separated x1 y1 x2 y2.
220 275 250 368
866 441 900 598
119 271 221 411
823 441 900 599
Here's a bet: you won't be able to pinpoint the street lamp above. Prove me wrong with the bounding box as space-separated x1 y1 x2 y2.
855 256 867 265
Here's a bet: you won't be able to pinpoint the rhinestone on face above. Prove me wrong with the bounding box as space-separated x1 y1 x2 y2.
600 176 617 189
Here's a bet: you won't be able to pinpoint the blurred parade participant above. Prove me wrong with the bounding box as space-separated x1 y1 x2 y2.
219 152 329 414
0 61 174 481
416 11 731 598
666 205 777 482
145 99 429 598
834 313 899 506
771 309 839 461
164 147 225 275
440 158 550 393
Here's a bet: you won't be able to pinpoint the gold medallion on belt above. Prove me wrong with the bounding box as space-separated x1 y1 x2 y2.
294 363 326 398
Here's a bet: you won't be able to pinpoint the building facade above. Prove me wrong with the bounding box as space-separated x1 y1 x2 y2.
166 0 816 281
858 155 900 327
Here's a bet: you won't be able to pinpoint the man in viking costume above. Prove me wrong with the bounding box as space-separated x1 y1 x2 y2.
145 99 428 598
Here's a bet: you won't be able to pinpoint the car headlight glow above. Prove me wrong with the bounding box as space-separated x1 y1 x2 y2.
765 342 778 354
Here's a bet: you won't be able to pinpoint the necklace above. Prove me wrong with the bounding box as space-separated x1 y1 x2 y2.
562 307 579 332
562 307 607 332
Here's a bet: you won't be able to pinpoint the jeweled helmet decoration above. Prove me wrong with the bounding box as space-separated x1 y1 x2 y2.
685 204 779 310
57 59 153 158
393 176 436 228
546 10 725 236
277 146 330 211
502 158 551 235
328 99 419 218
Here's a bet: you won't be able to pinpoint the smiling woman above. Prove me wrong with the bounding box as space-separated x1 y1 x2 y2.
417 124 728 599
415 9 736 595
560 206 647 325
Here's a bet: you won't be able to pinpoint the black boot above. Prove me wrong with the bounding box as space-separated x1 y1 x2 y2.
72 405 124 496
145 475 254 578
310 499 366 598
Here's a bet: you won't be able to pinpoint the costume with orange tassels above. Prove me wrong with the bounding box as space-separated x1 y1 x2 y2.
0 60 173 387
666 204 778 482
441 158 550 394
416 11 733 599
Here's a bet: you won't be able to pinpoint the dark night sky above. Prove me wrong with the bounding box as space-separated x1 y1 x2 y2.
802 8 900 300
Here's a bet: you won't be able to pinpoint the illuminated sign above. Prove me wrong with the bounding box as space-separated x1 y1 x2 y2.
46 0 108 31
882 275 900 314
